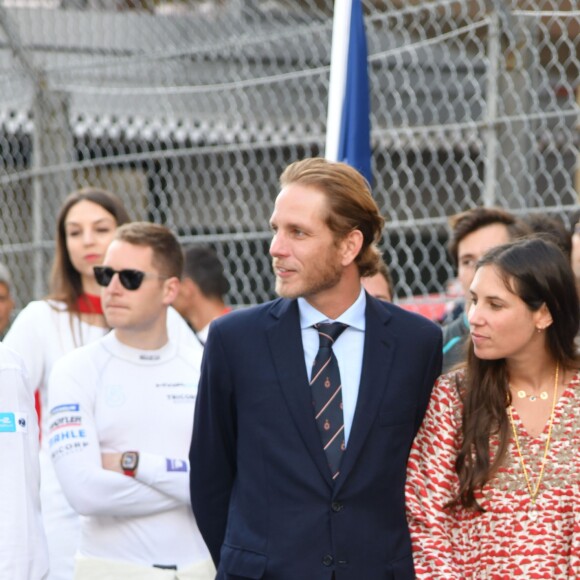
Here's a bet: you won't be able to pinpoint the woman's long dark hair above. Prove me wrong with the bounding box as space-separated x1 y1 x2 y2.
452 237 580 510
48 188 130 313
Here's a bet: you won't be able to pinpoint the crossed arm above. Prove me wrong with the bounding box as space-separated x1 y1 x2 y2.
48 363 190 517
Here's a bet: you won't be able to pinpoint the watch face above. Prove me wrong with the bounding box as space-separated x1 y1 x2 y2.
121 452 138 470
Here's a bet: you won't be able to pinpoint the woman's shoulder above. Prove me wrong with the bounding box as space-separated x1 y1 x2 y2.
44 299 68 312
5 299 67 339
564 368 580 406
568 368 580 384
18 298 67 315
437 368 465 391
431 369 466 410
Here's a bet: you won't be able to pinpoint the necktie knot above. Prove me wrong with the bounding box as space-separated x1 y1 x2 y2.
314 322 348 349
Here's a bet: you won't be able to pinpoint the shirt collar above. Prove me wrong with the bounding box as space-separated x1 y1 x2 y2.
298 286 366 331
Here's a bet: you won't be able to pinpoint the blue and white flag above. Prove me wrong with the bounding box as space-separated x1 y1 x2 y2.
325 0 372 185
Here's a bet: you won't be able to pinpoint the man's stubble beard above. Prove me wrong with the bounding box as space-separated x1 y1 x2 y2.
274 258 343 301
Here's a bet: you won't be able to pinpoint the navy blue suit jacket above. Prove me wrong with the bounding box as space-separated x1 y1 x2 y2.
189 293 442 580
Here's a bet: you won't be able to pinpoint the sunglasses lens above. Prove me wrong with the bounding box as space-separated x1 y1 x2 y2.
94 267 113 287
119 270 145 290
94 267 145 290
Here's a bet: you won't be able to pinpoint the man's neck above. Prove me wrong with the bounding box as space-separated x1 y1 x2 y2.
304 270 362 320
306 290 362 322
114 315 169 350
189 298 227 332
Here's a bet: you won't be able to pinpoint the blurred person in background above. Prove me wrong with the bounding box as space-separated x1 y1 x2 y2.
172 245 231 346
406 237 580 578
361 256 393 302
4 188 131 580
0 262 15 338
442 207 531 373
522 213 571 259
4 189 201 580
0 343 48 579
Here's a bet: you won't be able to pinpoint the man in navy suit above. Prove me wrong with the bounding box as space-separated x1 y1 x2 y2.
189 158 442 580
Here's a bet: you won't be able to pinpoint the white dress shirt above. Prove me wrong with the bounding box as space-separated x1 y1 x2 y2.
297 287 366 445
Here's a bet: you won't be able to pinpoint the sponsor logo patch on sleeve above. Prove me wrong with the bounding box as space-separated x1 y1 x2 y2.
166 458 188 472
0 412 27 433
50 403 80 415
0 412 16 432
16 413 28 433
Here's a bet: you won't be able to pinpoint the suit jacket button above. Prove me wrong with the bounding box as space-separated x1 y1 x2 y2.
322 555 334 567
331 501 343 512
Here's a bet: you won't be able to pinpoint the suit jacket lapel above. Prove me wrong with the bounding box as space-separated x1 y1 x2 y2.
335 295 394 492
266 299 334 487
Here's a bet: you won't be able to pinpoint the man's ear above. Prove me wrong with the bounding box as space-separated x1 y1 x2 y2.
163 277 181 305
340 229 364 267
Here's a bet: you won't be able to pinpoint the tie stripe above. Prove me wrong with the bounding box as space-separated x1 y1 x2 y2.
315 386 342 420
323 425 344 451
311 322 348 480
310 357 332 385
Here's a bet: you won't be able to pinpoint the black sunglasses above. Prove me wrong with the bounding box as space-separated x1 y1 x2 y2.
93 266 167 291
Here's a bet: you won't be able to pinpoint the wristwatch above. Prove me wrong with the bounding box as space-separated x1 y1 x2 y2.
120 451 139 477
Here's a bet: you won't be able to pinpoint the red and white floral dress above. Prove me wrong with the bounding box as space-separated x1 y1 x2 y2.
406 370 580 579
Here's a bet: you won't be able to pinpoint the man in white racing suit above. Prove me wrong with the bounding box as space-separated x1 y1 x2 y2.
48 222 214 580
0 344 48 580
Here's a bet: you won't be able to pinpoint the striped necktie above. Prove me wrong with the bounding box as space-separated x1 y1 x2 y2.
311 322 348 480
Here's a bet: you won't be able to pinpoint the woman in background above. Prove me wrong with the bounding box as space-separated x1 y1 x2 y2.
406 237 580 578
5 188 130 580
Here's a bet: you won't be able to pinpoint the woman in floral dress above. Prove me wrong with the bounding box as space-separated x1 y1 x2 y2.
406 237 580 579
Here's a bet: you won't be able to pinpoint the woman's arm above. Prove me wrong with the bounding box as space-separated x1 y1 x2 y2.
406 374 464 578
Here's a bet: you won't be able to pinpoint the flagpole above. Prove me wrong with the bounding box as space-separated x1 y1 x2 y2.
325 0 372 185
325 0 352 162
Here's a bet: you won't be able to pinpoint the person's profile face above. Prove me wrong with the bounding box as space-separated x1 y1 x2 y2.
269 183 344 304
468 265 549 361
457 223 511 302
361 272 391 302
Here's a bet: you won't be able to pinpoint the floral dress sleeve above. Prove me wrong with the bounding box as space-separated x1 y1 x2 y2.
405 372 464 579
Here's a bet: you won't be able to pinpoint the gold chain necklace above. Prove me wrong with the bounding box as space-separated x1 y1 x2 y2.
508 362 559 512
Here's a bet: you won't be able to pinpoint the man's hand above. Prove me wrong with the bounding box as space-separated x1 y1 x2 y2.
101 452 123 474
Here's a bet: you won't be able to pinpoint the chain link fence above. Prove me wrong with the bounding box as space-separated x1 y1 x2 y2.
0 0 578 311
